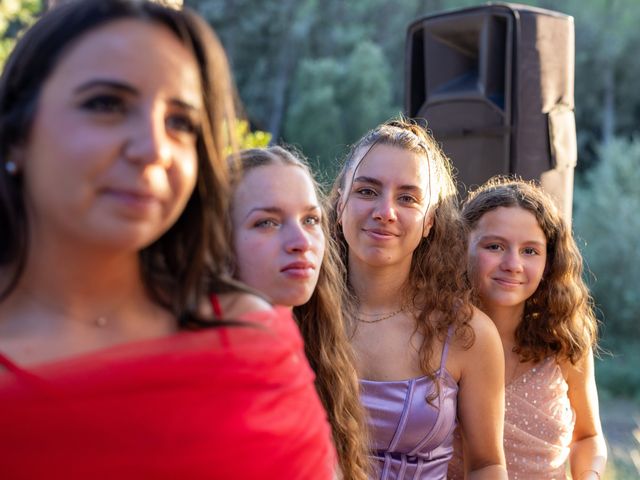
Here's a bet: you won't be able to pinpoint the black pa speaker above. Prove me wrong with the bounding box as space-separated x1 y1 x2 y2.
406 3 576 220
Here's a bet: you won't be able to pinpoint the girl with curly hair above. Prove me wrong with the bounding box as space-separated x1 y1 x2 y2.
329 118 507 479
449 177 606 479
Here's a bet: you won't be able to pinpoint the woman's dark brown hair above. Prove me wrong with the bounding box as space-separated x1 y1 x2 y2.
0 0 240 326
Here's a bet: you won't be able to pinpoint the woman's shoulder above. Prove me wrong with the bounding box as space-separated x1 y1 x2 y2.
468 306 500 337
215 291 273 318
207 292 303 355
450 306 500 349
557 347 595 385
450 306 503 370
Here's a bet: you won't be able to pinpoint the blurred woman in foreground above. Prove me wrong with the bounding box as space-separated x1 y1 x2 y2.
0 1 335 478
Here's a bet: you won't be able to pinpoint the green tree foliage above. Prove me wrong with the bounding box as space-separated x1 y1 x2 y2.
191 0 421 171
191 0 316 141
283 42 395 176
573 136 640 339
0 0 41 70
338 41 395 143
284 58 344 175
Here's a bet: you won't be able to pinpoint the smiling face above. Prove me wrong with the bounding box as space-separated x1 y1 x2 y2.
468 206 547 315
18 19 202 252
339 143 433 272
232 163 325 307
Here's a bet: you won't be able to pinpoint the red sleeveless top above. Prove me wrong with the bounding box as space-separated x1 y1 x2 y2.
0 303 335 479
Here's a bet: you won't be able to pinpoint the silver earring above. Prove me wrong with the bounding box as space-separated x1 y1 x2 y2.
5 161 18 175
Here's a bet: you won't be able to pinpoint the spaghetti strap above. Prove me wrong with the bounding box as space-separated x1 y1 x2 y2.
0 353 53 391
210 294 223 318
0 352 22 375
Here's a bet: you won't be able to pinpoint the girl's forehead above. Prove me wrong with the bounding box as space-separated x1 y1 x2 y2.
474 206 546 240
238 164 317 202
349 144 429 184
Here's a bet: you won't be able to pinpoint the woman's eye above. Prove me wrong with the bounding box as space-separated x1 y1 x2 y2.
254 219 279 229
81 94 126 114
522 247 539 256
398 194 417 204
303 215 321 226
356 187 376 197
166 114 198 135
485 243 502 251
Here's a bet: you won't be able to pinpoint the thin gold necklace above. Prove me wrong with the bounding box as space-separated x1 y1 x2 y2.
18 287 126 329
356 307 405 324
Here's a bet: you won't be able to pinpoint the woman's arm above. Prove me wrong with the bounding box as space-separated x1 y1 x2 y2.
455 308 508 479
565 350 607 479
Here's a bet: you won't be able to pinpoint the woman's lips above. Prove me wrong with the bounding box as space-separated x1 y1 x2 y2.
102 188 161 215
363 228 398 240
493 277 523 288
281 261 315 279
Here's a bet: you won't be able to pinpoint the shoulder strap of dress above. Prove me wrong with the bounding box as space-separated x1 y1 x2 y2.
0 352 59 392
0 352 25 375
438 325 455 375
210 293 223 318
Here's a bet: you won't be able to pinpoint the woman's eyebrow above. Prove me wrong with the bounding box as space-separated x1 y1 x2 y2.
353 176 422 193
73 78 138 95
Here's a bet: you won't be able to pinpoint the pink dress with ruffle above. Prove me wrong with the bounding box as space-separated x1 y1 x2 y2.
448 356 575 479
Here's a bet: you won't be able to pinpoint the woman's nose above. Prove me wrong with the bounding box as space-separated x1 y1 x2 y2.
372 195 397 222
500 250 524 273
123 106 172 167
284 224 312 253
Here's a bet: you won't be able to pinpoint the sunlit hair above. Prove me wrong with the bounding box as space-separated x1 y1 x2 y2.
230 146 370 480
0 0 241 326
328 117 474 392
463 176 598 363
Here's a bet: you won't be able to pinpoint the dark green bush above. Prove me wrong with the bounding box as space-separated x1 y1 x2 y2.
573 137 640 340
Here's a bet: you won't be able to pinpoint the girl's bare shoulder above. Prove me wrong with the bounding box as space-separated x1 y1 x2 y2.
208 292 273 319
451 306 501 351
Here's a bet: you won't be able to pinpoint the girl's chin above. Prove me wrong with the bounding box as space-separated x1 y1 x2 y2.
271 291 314 309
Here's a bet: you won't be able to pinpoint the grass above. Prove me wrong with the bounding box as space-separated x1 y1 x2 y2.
599 397 640 479
595 340 640 479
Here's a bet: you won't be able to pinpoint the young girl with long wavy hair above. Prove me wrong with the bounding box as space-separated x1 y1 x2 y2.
448 177 606 479
230 145 370 480
329 118 507 479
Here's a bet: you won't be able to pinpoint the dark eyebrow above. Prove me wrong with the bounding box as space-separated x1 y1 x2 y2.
243 204 320 221
477 234 546 248
353 176 423 194
476 234 505 243
353 176 383 188
74 79 201 112
74 79 138 96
